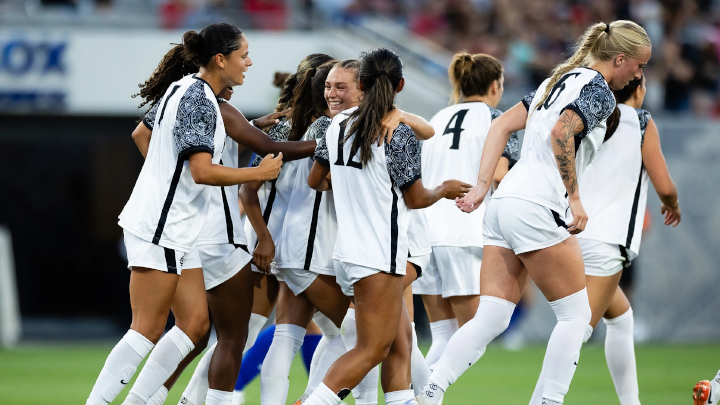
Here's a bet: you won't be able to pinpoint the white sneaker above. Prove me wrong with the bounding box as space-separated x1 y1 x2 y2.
415 381 445 405
231 390 245 405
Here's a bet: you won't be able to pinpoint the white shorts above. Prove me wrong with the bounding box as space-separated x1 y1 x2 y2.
276 268 319 296
124 230 201 275
483 197 571 255
186 243 253 290
579 239 626 277
334 260 404 297
407 254 430 278
412 246 482 297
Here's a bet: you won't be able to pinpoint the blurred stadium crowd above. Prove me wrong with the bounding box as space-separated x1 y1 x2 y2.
6 0 720 116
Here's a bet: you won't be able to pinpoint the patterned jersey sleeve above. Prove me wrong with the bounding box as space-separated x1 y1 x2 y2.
251 118 292 167
489 106 520 167
307 116 331 141
521 90 537 111
562 74 616 139
637 108 651 146
385 123 422 190
313 130 330 166
142 102 159 130
173 81 217 160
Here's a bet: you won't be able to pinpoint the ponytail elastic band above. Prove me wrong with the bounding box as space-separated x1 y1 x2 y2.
377 71 388 77
604 24 611 34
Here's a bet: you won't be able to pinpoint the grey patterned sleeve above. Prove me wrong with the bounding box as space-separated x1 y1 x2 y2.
307 116 331 141
637 109 651 146
489 106 520 167
172 81 217 160
251 118 292 167
142 102 159 130
313 131 330 166
385 124 422 190
562 74 616 139
521 91 537 111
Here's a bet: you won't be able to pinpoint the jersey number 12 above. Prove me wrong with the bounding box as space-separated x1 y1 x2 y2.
443 109 469 149
334 119 363 169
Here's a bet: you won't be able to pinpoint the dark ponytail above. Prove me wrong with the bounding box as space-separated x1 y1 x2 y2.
448 51 503 104
289 60 337 141
348 47 403 165
134 23 243 109
603 106 621 142
274 53 335 113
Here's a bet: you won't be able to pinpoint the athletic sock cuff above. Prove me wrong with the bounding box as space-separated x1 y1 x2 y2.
250 313 268 325
275 323 307 341
384 389 415 403
166 326 195 357
480 295 517 310
603 307 633 326
583 324 594 344
206 389 233 405
124 329 155 357
549 288 590 321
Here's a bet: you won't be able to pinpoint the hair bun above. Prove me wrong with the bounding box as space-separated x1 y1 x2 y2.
182 31 203 64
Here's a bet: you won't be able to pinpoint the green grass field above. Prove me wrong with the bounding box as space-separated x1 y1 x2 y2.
1 343 717 404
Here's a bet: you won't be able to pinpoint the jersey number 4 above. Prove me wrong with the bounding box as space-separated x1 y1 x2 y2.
443 109 469 149
334 119 363 169
541 72 581 110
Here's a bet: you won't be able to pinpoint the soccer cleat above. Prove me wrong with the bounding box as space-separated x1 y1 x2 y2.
292 400 302 405
694 380 711 405
415 381 445 405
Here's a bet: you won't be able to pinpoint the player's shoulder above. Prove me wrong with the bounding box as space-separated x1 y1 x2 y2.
389 123 416 145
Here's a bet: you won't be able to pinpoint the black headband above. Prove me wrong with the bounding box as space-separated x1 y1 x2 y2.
605 23 611 34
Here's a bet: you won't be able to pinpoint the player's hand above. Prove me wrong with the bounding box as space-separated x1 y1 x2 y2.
253 109 290 130
257 153 283 180
378 108 403 145
661 202 681 227
566 196 588 234
456 182 490 213
253 236 274 274
441 180 473 200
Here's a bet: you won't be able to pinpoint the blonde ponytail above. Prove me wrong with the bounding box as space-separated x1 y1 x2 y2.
535 20 650 109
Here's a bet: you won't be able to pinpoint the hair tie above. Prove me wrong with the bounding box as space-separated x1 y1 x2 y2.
604 23 611 34
377 71 388 77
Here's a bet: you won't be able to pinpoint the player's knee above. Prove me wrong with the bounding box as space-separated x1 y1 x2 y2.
176 313 210 344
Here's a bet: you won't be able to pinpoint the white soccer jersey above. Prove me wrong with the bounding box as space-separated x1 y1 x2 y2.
244 118 300 251
493 67 616 215
408 209 432 258
315 107 422 273
276 116 337 274
578 104 651 259
422 102 520 247
119 74 225 252
143 99 247 248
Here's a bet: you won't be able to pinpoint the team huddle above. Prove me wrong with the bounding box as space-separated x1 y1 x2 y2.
83 19 690 405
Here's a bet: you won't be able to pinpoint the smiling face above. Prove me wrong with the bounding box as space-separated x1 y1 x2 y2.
609 46 651 90
325 67 361 117
221 34 252 87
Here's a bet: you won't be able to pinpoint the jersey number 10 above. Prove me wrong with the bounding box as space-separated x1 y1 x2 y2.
443 109 469 150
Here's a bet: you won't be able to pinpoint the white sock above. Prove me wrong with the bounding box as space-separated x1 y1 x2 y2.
302 313 342 401
245 313 269 353
411 322 431 396
540 288 592 405
260 323 307 405
86 329 154 405
583 325 594 344
206 388 233 405
231 390 245 405
177 343 216 405
147 385 168 405
604 308 641 405
302 334 347 401
711 370 720 403
123 326 195 405
429 296 515 391
303 382 343 405
384 389 416 405
425 319 458 369
341 309 378 404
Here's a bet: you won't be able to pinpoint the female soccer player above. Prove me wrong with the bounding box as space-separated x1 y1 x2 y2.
530 75 680 405
303 47 470 405
85 23 282 405
418 20 652 405
414 51 520 368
